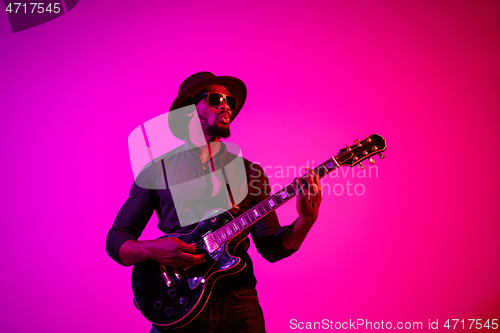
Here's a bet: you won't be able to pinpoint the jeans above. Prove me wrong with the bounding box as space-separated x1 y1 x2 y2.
150 286 266 333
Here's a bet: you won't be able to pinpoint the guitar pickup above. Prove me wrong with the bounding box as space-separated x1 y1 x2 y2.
203 233 219 254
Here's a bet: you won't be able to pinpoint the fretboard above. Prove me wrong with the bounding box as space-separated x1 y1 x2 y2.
211 156 341 245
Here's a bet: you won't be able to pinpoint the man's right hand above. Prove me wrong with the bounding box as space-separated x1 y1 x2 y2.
118 238 205 267
141 237 205 267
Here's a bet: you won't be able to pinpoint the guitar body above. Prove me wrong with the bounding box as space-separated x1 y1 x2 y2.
132 209 248 328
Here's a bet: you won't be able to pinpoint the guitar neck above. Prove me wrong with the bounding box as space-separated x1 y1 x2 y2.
210 133 387 246
210 156 342 246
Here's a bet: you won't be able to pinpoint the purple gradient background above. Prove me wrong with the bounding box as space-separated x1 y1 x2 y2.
1 1 499 332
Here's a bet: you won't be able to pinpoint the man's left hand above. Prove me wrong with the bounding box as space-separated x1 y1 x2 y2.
294 167 322 227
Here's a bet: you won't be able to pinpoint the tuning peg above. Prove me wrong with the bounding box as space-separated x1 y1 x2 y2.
346 144 351 151
365 134 372 142
369 158 375 164
359 163 365 169
379 153 385 160
354 139 361 147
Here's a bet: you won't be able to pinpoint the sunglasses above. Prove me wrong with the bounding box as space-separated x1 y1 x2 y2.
201 92 238 111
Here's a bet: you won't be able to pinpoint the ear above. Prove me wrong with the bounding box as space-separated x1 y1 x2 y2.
187 107 199 118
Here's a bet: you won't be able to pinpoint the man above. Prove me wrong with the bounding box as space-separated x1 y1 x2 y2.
106 72 322 332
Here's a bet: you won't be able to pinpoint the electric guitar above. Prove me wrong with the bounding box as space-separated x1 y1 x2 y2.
131 134 387 327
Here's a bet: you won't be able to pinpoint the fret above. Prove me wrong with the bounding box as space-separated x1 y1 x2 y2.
325 159 335 170
217 227 223 242
224 225 232 238
233 220 240 232
226 223 234 238
273 194 284 205
215 231 222 244
259 201 266 212
260 200 269 212
268 197 276 208
221 226 228 241
316 164 329 178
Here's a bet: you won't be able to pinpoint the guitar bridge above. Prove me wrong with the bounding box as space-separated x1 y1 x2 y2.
172 266 181 279
203 233 219 254
159 264 172 287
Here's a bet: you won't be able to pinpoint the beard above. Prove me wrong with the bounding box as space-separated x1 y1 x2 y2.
205 122 231 139
198 113 231 139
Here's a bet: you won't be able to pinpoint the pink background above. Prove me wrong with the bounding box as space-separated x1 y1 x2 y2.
1 0 499 332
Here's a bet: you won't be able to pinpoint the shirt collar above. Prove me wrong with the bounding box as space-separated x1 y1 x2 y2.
182 137 228 165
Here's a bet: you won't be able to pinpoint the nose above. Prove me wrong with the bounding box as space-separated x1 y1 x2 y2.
217 98 232 115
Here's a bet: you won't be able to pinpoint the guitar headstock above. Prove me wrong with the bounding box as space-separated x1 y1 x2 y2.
336 134 387 168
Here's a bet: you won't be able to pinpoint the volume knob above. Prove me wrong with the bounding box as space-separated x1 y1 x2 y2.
179 297 189 306
165 307 174 316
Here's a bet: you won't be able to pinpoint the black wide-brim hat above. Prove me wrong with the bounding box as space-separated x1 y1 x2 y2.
169 71 247 140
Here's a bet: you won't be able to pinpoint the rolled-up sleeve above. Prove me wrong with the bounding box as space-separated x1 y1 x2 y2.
106 182 157 265
247 162 298 263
